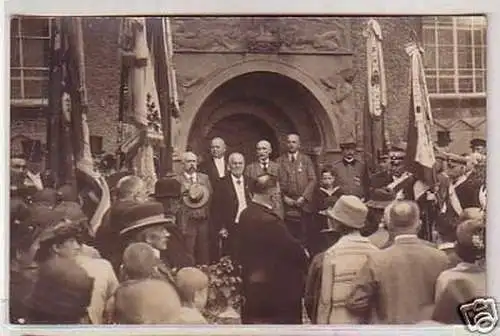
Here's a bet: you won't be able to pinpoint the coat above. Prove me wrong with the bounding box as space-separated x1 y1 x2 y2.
210 175 251 261
277 152 317 214
245 160 284 219
346 235 450 324
332 158 366 198
434 262 485 303
317 232 379 324
237 202 308 324
198 156 228 187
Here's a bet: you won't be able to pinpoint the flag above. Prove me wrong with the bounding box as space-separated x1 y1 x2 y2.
404 42 436 188
47 18 110 235
363 19 388 171
118 17 163 193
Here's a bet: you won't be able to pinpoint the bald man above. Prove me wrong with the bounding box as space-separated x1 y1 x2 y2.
346 200 449 324
245 140 284 219
175 152 212 265
199 137 228 187
277 133 317 248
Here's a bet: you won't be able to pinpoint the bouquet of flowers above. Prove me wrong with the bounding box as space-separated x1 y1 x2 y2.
197 256 243 324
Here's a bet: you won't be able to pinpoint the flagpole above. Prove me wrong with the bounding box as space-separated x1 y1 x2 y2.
149 17 173 176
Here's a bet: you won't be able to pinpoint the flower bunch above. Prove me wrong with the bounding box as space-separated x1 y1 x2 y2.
197 256 243 321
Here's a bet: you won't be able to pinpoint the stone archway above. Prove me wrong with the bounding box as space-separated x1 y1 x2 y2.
187 70 331 164
180 59 341 162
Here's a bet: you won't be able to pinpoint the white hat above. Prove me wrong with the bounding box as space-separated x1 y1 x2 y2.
327 195 368 229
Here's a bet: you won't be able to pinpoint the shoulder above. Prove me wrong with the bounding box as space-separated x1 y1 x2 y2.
332 159 343 167
198 172 209 180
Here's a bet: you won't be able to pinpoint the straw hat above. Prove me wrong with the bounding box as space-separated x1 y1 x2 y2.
326 195 368 229
182 184 210 209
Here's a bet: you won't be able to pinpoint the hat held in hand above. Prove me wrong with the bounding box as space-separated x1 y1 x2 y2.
326 195 368 229
182 184 210 209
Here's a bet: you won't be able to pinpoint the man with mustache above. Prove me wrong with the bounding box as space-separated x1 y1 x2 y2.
332 141 366 199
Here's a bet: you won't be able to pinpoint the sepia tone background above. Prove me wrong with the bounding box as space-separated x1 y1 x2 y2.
10 16 486 168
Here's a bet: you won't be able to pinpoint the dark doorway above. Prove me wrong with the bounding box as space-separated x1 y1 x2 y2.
207 113 279 163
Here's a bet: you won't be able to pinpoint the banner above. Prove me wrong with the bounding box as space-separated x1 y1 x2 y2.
405 42 436 187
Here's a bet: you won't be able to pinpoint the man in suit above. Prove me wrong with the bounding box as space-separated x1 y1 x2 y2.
210 152 251 262
245 140 284 219
175 152 212 265
198 137 228 187
237 173 308 324
277 133 317 248
346 200 449 324
332 141 366 199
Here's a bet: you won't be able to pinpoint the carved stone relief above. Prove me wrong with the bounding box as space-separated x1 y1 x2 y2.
170 17 352 54
320 68 358 142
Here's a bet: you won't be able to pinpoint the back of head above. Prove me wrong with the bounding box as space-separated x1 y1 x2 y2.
116 176 144 200
175 267 209 302
388 200 420 232
249 174 277 195
122 242 159 280
455 218 485 263
114 279 181 324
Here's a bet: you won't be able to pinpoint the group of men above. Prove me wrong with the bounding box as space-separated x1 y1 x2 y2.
8 131 487 325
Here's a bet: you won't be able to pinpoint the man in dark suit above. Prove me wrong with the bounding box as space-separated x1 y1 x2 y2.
332 141 366 198
198 137 228 187
245 140 283 219
277 134 317 248
346 200 449 324
210 152 251 263
237 173 309 324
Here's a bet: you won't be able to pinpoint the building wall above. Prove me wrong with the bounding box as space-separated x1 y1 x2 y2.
10 16 486 164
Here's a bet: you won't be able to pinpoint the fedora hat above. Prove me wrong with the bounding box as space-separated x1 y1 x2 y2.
150 177 182 199
120 201 174 236
340 141 357 149
327 195 368 229
182 184 210 209
366 188 396 209
470 138 486 148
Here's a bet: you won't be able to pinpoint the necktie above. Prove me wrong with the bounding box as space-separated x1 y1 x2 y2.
291 155 296 163
190 175 195 184
263 163 268 172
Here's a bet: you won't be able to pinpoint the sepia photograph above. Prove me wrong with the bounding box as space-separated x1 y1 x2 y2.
7 14 490 330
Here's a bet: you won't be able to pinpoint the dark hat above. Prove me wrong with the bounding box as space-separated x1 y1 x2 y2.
182 184 210 209
366 188 396 209
470 138 486 148
27 257 94 319
31 188 57 207
119 201 175 236
57 184 79 202
150 177 182 199
340 141 357 149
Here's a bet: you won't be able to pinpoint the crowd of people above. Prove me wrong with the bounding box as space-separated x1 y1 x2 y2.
9 133 487 325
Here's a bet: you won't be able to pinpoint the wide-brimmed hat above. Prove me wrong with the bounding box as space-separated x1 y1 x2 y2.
119 201 174 236
366 188 395 209
150 177 182 199
182 184 210 209
326 195 368 229
26 257 94 319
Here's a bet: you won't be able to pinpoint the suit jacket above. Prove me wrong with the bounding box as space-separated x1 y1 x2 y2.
198 156 228 187
175 172 212 232
237 202 308 322
245 160 284 219
332 158 366 198
277 152 317 213
346 235 449 324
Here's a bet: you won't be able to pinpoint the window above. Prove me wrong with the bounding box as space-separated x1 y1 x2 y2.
422 16 487 96
10 16 53 105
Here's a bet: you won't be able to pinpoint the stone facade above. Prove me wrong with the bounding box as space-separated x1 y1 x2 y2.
10 16 486 171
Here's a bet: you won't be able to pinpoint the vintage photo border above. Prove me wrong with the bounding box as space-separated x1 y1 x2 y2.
1 0 499 334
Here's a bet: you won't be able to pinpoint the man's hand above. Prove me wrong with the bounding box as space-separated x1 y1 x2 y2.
296 196 305 207
219 228 229 239
283 195 296 207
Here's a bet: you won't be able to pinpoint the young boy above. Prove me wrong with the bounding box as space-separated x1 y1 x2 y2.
175 267 210 324
311 166 344 255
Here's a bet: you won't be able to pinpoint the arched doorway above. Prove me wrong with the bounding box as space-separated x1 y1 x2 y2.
188 71 329 164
